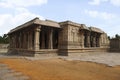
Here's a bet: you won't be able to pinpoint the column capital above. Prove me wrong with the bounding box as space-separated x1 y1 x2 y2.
35 28 41 32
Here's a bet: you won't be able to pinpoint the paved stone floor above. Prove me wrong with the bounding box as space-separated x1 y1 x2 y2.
63 52 120 66
25 52 120 67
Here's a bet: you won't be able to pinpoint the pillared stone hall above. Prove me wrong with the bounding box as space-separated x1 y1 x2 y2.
8 18 109 56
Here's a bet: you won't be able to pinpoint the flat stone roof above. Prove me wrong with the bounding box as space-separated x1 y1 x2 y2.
8 17 61 34
36 19 60 28
8 17 104 34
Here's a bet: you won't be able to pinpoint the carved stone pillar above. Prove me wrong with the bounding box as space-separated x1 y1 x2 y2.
34 26 40 51
29 32 33 50
99 35 101 47
9 35 12 48
86 33 90 47
82 33 84 48
96 35 100 47
48 28 53 49
27 32 32 50
27 32 30 49
15 35 17 48
19 33 21 48
93 33 96 47
23 32 26 49
14 35 16 48
21 32 24 49
41 30 45 49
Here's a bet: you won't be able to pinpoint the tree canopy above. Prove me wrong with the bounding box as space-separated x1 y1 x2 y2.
0 34 9 44
115 34 120 39
110 34 120 39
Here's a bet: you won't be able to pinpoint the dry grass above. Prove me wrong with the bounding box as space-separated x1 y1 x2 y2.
0 58 120 80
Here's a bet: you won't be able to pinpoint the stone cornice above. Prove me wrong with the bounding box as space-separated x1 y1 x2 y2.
89 27 104 33
59 20 81 27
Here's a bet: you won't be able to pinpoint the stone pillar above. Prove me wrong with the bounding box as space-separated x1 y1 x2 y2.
96 34 100 47
15 35 17 48
21 32 23 48
41 30 45 49
81 31 84 48
19 32 22 48
14 35 16 48
99 35 101 47
13 35 15 48
9 35 11 48
29 32 33 50
48 28 53 49
23 33 26 49
27 32 30 49
93 33 96 47
34 26 40 51
86 33 90 47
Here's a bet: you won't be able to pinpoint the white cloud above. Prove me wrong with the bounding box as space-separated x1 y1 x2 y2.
0 2 13 8
0 0 47 8
0 0 47 35
101 12 116 20
84 10 116 20
88 0 108 5
84 9 120 36
0 10 44 35
84 10 98 18
110 0 120 7
0 14 12 26
88 0 120 7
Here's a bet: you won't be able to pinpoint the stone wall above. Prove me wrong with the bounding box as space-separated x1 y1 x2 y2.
100 33 110 48
0 44 9 53
110 39 120 52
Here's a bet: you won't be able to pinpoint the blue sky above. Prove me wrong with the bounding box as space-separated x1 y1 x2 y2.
0 0 120 37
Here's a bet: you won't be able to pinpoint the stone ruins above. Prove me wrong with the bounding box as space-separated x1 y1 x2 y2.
110 38 120 52
8 17 109 56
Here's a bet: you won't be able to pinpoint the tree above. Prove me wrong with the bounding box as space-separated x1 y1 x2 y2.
115 34 120 39
108 36 111 40
0 34 9 44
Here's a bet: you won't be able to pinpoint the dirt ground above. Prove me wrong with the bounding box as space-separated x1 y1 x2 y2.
0 58 120 80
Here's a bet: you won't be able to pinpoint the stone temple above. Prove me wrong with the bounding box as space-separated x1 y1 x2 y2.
8 17 109 56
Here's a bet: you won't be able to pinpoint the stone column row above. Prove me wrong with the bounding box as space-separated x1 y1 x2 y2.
9 26 54 50
10 29 36 50
91 33 100 47
40 28 53 49
82 32 101 48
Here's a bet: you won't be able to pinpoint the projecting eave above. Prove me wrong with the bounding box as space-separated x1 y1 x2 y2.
59 20 81 27
89 27 104 33
34 19 61 28
80 24 90 31
8 17 40 34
